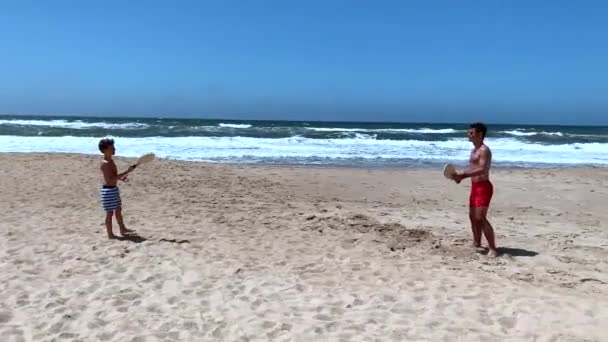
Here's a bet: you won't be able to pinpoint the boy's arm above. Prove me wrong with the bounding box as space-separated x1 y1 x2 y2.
117 167 134 179
116 165 136 181
102 163 134 183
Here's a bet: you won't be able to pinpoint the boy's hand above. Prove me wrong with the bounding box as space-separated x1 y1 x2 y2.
120 174 129 182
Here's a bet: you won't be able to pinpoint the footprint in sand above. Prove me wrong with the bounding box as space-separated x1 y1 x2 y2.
1 326 28 341
0 311 12 324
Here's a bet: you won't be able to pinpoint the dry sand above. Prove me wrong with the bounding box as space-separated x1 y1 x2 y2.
1 153 607 341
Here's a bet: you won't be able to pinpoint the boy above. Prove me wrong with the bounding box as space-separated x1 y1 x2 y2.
99 138 135 239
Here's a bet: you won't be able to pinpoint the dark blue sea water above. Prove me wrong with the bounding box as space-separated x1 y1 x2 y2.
1 115 607 167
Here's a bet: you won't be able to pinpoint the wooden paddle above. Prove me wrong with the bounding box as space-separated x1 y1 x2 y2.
131 153 155 170
443 163 457 180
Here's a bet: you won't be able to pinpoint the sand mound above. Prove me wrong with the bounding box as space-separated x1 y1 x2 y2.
303 213 438 251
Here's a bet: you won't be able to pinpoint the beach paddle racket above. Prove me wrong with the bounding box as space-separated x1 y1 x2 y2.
131 153 155 169
443 163 457 180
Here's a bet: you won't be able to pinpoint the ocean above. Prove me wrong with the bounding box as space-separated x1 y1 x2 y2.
1 115 607 167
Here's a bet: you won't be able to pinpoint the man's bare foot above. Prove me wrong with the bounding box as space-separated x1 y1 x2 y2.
487 249 498 258
108 234 117 240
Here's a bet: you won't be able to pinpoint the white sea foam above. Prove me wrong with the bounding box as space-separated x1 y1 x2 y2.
502 130 564 137
306 127 457 134
218 123 252 129
0 135 606 165
0 119 149 129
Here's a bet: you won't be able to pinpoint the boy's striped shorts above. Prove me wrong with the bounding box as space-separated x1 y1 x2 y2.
100 186 122 211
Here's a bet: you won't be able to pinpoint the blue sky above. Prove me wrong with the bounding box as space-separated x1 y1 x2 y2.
1 1 607 124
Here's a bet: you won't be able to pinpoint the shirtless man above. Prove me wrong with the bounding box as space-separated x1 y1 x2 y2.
453 123 498 257
99 138 135 239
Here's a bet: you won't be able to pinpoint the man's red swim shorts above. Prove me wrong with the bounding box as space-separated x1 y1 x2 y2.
470 180 493 207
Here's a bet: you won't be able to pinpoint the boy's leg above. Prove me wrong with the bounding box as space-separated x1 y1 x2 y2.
106 210 116 239
115 208 134 235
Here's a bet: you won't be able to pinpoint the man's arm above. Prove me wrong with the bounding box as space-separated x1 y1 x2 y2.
460 148 490 179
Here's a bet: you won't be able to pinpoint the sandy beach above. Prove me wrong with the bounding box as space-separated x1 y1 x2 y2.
1 153 607 341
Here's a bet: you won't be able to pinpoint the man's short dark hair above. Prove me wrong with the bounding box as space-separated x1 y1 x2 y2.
470 122 487 138
98 138 114 153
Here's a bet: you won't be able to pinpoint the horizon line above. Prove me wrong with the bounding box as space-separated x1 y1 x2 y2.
1 112 607 128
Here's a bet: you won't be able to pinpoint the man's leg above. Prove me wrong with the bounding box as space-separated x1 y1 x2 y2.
106 210 116 239
483 219 498 257
469 207 482 248
473 207 497 257
115 208 134 235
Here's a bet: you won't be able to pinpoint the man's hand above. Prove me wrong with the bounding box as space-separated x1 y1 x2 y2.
453 173 465 184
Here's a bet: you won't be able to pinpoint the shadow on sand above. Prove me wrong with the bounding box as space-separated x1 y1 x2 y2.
497 247 539 257
116 233 147 243
159 238 191 244
113 233 191 245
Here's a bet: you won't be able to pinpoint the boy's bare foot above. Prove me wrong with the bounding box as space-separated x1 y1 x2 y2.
108 234 118 240
487 249 498 258
472 244 486 253
120 228 135 235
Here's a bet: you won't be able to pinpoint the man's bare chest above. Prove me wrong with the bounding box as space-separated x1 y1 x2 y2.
470 149 482 164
